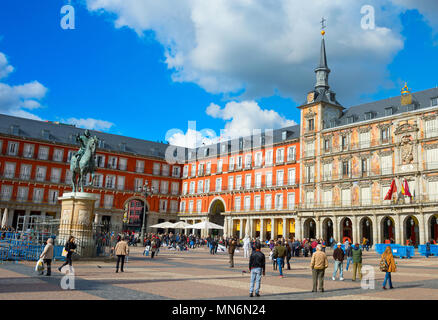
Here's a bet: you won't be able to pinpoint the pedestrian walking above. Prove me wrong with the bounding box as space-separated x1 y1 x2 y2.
345 241 353 271
380 245 396 290
151 237 158 259
40 238 54 276
310 245 328 292
351 243 363 281
285 242 292 270
58 236 76 272
332 243 344 281
249 242 265 297
273 241 286 277
228 238 237 267
425 241 431 258
114 236 129 273
243 235 251 258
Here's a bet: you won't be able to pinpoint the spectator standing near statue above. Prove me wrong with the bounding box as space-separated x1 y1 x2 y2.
249 242 265 297
310 244 328 292
228 238 237 268
352 243 363 281
332 243 344 281
114 236 129 273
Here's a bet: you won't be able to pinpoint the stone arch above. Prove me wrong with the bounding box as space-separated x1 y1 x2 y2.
322 217 334 243
122 197 149 232
427 214 438 243
303 218 316 239
403 215 420 246
340 217 353 243
359 216 373 245
208 197 226 236
207 196 227 213
380 216 396 243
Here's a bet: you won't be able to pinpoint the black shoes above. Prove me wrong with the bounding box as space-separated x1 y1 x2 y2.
319 289 324 292
256 293 260 297
249 293 253 297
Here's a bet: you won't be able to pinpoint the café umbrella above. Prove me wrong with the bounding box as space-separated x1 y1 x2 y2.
149 221 175 229
186 221 224 230
171 221 191 229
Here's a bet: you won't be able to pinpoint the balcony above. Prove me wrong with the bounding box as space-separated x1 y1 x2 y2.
3 171 15 179
19 173 31 180
426 162 438 171
381 167 393 175
303 150 315 158
135 166 144 173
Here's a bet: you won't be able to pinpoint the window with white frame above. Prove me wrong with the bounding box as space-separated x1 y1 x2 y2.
104 194 114 208
152 180 159 193
245 174 252 189
93 174 103 187
276 148 284 163
188 200 194 213
20 164 31 180
341 188 351 206
306 191 314 207
217 159 223 173
255 173 262 188
1 185 12 201
180 201 186 212
237 156 243 169
255 152 262 167
105 175 116 189
17 187 28 202
4 162 16 179
162 164 169 176
35 166 46 181
228 176 234 191
381 155 392 175
235 197 241 212
96 154 106 168
159 199 168 212
189 181 195 194
38 146 49 160
136 160 144 173
117 176 125 190
50 168 61 183
65 169 72 184
118 158 127 170
306 165 315 183
23 144 34 158
191 164 196 177
265 150 273 165
287 146 296 162
264 194 272 210
108 156 118 169
197 180 204 194
287 193 295 210
254 195 261 211
244 196 251 211
198 163 204 176
205 179 210 193
276 170 284 186
215 178 222 191
172 166 180 177
245 154 252 168
305 143 314 157
196 200 202 213
323 163 332 181
8 141 19 156
160 181 169 194
275 193 283 210
428 181 438 201
48 189 59 204
183 166 189 177
182 182 188 195
361 186 371 206
53 148 64 162
206 162 211 174
171 182 179 195
266 171 273 187
359 131 371 148
33 188 44 203
153 163 160 175
228 157 234 171
236 175 242 189
323 189 332 207
426 148 438 170
288 168 296 185
134 178 143 192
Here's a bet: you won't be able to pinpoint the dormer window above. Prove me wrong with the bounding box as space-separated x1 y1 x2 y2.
330 119 336 128
120 142 126 152
10 125 20 135
42 129 50 139
432 97 438 107
99 140 105 148
346 116 354 124
364 112 374 120
282 131 287 141
407 104 416 112
385 107 393 116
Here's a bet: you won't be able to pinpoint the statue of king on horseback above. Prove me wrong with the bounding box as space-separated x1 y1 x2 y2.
70 129 99 192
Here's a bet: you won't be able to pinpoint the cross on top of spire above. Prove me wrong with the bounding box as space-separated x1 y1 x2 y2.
321 17 326 31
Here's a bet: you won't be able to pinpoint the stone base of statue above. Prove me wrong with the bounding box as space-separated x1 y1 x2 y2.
58 192 99 258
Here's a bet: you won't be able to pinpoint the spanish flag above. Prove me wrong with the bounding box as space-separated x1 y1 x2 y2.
384 179 397 200
401 179 412 197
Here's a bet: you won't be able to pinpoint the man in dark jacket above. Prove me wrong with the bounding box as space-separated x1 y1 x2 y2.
249 242 265 297
228 238 237 267
332 243 345 281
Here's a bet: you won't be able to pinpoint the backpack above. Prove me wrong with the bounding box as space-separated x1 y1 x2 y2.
379 258 388 272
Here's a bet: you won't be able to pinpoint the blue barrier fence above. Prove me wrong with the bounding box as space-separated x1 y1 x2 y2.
418 244 438 257
374 244 415 258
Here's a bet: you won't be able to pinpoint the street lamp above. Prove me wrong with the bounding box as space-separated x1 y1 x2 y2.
140 181 154 243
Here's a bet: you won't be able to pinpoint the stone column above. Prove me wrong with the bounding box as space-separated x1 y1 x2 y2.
239 218 243 239
260 218 265 242
371 215 378 247
316 218 321 239
424 214 431 243
352 215 358 244
295 217 302 240
223 217 228 238
418 213 425 245
333 216 339 243
271 218 276 240
395 214 401 245
94 213 99 224
249 218 254 238
283 217 287 240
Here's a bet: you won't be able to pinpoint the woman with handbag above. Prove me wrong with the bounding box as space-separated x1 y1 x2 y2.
380 246 396 290
58 236 76 272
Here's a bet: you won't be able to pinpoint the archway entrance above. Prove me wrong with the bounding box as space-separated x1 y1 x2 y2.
382 217 395 243
430 215 438 243
322 218 333 243
360 217 373 245
209 199 225 236
341 218 352 243
405 216 419 246
125 199 147 233
304 218 316 239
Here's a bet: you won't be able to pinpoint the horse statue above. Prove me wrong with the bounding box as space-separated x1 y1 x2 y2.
70 132 98 192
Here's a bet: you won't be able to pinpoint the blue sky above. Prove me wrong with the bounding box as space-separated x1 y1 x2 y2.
0 0 437 147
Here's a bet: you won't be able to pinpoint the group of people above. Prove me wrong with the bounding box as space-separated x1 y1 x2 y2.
38 235 77 276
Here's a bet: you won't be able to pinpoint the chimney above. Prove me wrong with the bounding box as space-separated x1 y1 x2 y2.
401 83 412 106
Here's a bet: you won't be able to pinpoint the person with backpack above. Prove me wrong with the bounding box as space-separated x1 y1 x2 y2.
380 245 396 289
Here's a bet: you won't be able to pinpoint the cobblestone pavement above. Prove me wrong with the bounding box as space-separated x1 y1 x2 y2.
1 247 437 300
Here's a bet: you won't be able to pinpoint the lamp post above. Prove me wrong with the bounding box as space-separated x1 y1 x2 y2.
140 181 153 243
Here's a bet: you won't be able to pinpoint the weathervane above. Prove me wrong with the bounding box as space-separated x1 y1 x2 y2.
321 17 326 36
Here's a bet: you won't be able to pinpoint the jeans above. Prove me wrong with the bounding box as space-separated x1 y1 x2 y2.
346 257 353 270
249 267 262 294
277 258 284 276
383 272 393 288
332 261 343 279
116 255 125 271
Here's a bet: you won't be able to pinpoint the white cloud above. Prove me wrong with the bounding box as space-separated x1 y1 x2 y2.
166 128 218 148
0 52 14 79
82 0 438 104
64 117 115 131
391 0 438 30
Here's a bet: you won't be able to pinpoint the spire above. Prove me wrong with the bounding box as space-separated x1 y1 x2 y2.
314 22 330 92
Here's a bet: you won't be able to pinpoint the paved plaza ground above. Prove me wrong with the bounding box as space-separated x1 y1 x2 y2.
1 246 437 300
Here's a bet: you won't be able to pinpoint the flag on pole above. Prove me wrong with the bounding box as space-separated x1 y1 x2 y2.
401 178 412 197
384 179 397 200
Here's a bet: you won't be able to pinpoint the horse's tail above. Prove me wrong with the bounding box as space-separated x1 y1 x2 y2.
70 155 77 172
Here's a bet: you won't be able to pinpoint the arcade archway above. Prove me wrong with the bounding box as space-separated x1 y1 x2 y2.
322 218 334 243
304 218 316 239
360 217 373 245
208 199 225 236
341 217 353 243
404 215 419 246
382 216 395 243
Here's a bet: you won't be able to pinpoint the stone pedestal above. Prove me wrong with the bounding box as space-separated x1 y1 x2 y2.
58 192 99 258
